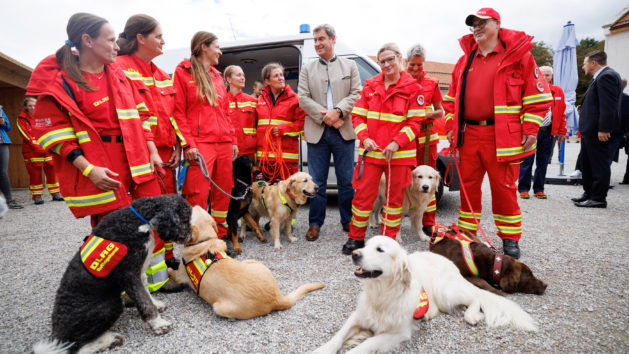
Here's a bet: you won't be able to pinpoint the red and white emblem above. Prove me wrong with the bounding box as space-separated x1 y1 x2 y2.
536 81 544 92
534 67 539 79
417 94 425 106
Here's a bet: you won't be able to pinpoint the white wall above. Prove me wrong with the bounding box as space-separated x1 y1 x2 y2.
604 29 629 93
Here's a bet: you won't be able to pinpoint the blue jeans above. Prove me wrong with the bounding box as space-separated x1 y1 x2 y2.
307 126 355 227
518 127 553 193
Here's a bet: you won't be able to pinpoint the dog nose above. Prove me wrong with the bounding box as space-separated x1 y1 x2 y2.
422 185 429 192
352 250 361 260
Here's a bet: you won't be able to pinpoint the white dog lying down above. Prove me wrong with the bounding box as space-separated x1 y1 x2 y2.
314 236 537 354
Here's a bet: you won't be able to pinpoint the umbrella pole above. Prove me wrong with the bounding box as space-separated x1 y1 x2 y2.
559 139 565 176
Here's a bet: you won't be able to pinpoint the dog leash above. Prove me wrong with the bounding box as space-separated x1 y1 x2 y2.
196 152 248 201
129 205 151 225
445 147 495 249
359 147 392 236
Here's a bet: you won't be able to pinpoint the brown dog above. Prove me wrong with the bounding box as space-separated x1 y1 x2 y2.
429 225 547 295
248 172 318 249
169 206 325 319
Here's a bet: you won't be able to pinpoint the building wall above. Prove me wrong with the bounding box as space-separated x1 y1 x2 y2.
605 29 629 93
0 87 29 188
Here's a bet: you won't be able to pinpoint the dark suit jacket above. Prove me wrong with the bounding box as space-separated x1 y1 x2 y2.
621 93 629 133
578 66 623 137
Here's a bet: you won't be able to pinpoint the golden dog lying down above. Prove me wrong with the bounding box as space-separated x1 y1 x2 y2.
248 171 318 249
170 206 325 319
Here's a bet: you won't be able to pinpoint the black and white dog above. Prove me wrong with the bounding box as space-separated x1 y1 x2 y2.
34 194 192 353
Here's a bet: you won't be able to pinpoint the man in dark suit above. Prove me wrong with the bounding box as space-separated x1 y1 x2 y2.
572 51 623 208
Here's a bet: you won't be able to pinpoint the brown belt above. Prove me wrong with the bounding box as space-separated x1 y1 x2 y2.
421 123 433 165
464 119 495 126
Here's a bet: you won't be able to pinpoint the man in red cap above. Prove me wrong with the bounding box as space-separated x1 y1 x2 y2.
442 8 552 259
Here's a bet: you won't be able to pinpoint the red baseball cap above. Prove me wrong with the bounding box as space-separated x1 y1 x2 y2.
465 8 501 26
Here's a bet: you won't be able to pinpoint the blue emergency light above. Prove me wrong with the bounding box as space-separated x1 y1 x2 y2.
300 24 310 33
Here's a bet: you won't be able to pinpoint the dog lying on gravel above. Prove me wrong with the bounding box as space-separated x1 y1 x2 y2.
429 224 547 295
169 206 325 319
33 195 192 354
314 236 537 354
248 172 318 249
370 165 439 241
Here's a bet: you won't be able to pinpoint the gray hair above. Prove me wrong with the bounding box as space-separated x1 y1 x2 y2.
313 24 335 38
539 66 553 75
261 62 284 82
407 44 426 60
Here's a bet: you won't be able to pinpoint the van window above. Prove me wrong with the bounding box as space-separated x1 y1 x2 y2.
346 56 379 85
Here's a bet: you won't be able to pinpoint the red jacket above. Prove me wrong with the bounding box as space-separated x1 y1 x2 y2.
352 71 425 166
173 58 235 150
26 55 154 217
227 91 257 157
549 84 567 136
255 85 305 163
443 28 553 162
17 110 49 161
116 54 184 149
416 72 443 147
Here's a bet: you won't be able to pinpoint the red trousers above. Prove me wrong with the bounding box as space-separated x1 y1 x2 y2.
183 142 233 238
416 142 437 227
24 158 59 199
457 125 522 241
349 162 411 240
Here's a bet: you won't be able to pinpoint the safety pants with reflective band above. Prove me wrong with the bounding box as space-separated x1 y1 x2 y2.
416 141 438 226
457 125 522 241
348 162 411 240
182 142 233 238
146 246 168 293
24 160 59 199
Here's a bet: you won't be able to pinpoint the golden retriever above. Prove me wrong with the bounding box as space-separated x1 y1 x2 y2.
248 171 318 249
370 165 440 241
314 236 537 353
169 206 325 320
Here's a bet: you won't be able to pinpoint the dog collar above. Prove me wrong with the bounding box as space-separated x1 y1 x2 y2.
129 205 150 225
492 252 504 287
278 188 294 213
413 287 429 319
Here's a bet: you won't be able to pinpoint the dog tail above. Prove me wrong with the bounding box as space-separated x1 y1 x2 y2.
476 290 538 331
33 339 72 354
274 282 326 310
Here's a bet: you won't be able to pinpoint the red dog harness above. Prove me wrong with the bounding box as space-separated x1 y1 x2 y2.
430 224 479 277
184 251 230 294
413 287 429 319
80 234 128 277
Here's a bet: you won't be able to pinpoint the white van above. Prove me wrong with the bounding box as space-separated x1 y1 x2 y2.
155 30 458 202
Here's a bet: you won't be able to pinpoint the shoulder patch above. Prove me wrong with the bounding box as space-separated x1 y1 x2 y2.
417 94 425 106
80 234 127 277
536 81 545 92
534 67 539 79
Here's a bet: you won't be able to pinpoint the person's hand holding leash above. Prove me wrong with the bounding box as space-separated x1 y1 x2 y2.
185 147 199 161
363 138 379 152
383 141 400 162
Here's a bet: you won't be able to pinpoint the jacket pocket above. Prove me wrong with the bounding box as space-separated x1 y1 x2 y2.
392 95 409 116
506 76 524 105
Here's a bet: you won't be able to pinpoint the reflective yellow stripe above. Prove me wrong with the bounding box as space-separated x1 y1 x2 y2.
417 132 439 144
256 151 299 160
460 240 479 276
383 205 402 214
352 106 368 116
65 191 116 208
258 119 292 125
496 142 536 157
148 116 158 126
243 127 256 134
522 93 552 105
76 131 91 144
142 121 151 131
354 123 368 135
237 101 257 108
401 126 416 141
51 143 63 155
210 209 228 218
494 105 522 114
116 109 140 120
367 111 405 123
155 79 173 88
444 95 455 102
358 148 416 160
229 102 236 109
351 217 369 227
283 130 303 137
493 213 522 223
38 127 77 150
522 113 544 125
426 203 437 212
123 70 154 86
81 235 103 263
136 102 149 112
30 184 44 189
458 209 480 218
17 123 30 140
406 109 426 118
496 225 522 234
130 163 152 177
382 217 402 227
444 113 454 123
30 157 46 162
169 116 187 146
457 219 479 231
352 206 371 218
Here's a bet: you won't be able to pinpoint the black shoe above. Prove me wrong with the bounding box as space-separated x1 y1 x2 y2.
571 193 590 203
619 180 629 185
342 238 364 255
34 196 44 205
342 223 350 232
574 199 607 208
422 225 433 237
165 257 180 270
52 193 64 201
503 239 520 259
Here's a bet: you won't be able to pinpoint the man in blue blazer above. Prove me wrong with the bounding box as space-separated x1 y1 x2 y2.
571 51 622 208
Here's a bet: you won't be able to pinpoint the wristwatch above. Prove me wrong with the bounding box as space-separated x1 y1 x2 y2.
334 107 343 118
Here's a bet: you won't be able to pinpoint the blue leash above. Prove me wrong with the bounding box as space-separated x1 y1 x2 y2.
129 205 151 225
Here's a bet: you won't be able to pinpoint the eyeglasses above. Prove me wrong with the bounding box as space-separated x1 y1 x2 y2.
378 55 398 66
469 19 494 32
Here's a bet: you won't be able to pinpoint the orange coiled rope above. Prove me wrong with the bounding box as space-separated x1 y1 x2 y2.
258 126 291 181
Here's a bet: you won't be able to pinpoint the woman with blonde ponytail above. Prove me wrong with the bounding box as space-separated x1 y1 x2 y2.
173 31 237 241
25 12 162 228
225 65 257 159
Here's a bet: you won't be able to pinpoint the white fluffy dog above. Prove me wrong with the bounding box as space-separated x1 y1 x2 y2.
314 236 537 354
370 165 440 241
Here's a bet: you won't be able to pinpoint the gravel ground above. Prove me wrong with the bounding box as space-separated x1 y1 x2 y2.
1 142 628 353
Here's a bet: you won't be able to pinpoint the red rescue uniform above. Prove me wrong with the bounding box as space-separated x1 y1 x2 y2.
415 72 443 228
549 84 567 136
17 109 60 199
255 85 305 180
443 28 552 241
27 55 160 219
227 91 257 159
350 71 425 240
173 58 234 238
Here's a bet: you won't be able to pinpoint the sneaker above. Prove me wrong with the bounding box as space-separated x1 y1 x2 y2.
519 191 530 199
7 199 23 209
34 196 44 205
534 192 547 199
569 170 582 178
52 193 64 201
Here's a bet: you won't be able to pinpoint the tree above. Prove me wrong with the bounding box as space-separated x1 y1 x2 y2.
575 37 605 106
531 41 554 67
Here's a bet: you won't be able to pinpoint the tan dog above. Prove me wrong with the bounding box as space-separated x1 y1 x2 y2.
248 171 319 249
370 165 440 241
169 206 325 320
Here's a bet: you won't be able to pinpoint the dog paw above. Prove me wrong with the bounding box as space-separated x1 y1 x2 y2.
109 332 124 349
148 316 172 335
234 246 242 255
418 232 431 242
274 242 283 250
288 235 296 243
152 298 166 312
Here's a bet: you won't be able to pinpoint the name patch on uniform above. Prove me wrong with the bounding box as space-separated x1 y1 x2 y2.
35 117 52 127
417 94 425 106
80 234 127 277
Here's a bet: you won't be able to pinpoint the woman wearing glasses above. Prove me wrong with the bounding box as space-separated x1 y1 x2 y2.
341 43 426 255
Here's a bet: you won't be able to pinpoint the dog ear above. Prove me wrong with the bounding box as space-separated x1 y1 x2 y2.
393 256 412 288
499 259 521 293
210 216 218 234
150 208 181 242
